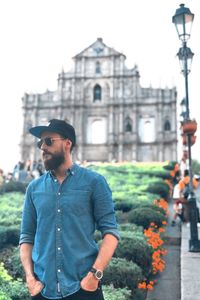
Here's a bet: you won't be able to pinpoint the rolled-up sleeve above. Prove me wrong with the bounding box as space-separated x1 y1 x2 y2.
92 174 120 240
19 184 37 245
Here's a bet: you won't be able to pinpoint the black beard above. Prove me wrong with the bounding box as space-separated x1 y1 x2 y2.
43 152 65 171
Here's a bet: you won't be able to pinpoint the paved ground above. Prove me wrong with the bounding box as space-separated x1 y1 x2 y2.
146 197 181 300
146 183 200 300
181 224 200 300
181 184 200 300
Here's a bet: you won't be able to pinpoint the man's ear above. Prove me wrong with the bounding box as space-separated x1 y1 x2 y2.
65 139 72 150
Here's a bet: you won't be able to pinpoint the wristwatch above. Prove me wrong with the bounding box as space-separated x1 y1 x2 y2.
90 267 103 280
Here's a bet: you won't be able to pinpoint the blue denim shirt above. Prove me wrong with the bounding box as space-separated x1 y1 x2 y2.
19 163 119 299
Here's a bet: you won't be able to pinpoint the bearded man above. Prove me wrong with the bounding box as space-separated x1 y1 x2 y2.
19 119 119 300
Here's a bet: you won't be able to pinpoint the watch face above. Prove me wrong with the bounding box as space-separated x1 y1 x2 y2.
95 270 103 280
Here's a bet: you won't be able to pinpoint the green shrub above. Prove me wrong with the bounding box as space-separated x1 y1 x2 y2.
115 231 152 275
1 279 30 300
0 181 27 194
115 200 134 212
0 226 20 249
119 223 143 232
115 210 129 224
0 247 24 279
138 202 166 216
152 170 171 180
103 257 144 292
103 285 132 300
114 192 160 213
0 192 24 227
0 263 29 300
0 292 12 300
128 207 167 229
146 182 169 199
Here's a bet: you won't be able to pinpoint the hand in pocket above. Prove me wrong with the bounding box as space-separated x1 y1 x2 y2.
26 276 44 297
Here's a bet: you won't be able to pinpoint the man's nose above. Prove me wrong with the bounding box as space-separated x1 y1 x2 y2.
40 141 48 150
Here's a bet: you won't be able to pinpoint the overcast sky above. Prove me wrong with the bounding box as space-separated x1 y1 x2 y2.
0 0 199 172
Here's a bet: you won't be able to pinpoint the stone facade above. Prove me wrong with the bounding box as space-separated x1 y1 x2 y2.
21 38 177 163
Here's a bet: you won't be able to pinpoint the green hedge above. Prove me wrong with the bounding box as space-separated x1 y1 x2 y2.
0 247 24 279
146 182 169 199
103 257 144 292
119 223 143 232
103 285 132 300
115 231 152 275
0 226 20 249
128 207 167 229
0 181 27 194
0 192 24 227
0 263 29 300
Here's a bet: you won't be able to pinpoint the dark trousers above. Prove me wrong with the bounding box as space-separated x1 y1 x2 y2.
31 287 104 300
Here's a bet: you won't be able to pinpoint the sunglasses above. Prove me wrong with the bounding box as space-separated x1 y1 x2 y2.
37 137 66 149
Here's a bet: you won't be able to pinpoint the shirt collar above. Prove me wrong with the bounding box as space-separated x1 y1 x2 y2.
49 162 78 178
66 163 76 176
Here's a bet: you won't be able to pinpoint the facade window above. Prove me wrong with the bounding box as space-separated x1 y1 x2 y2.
164 120 171 131
125 117 132 132
96 61 101 74
93 84 101 101
87 118 106 144
138 117 156 143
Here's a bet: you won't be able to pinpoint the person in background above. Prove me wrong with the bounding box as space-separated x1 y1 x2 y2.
19 119 119 300
172 169 199 226
18 162 29 183
36 159 44 176
171 199 185 226
178 169 198 199
171 170 184 226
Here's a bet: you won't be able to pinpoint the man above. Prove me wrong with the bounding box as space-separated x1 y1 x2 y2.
19 119 119 300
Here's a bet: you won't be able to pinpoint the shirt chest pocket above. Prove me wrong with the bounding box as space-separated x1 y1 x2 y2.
62 190 92 216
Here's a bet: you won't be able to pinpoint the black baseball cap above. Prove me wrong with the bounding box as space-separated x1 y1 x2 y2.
29 119 76 147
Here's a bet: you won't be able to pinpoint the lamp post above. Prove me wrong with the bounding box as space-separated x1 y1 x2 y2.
180 98 187 121
172 3 200 252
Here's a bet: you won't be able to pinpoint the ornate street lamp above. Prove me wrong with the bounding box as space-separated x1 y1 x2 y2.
177 46 194 76
173 4 200 252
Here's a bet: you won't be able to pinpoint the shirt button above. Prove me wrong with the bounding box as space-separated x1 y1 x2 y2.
57 209 61 213
57 228 61 231
54 179 57 182
58 247 61 250
58 192 61 195
58 269 61 272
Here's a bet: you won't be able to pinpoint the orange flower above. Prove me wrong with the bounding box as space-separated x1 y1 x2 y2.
140 194 168 291
138 282 147 289
138 280 156 290
147 283 154 290
154 198 169 213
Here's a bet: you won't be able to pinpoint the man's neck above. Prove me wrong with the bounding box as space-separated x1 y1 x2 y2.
53 160 73 183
